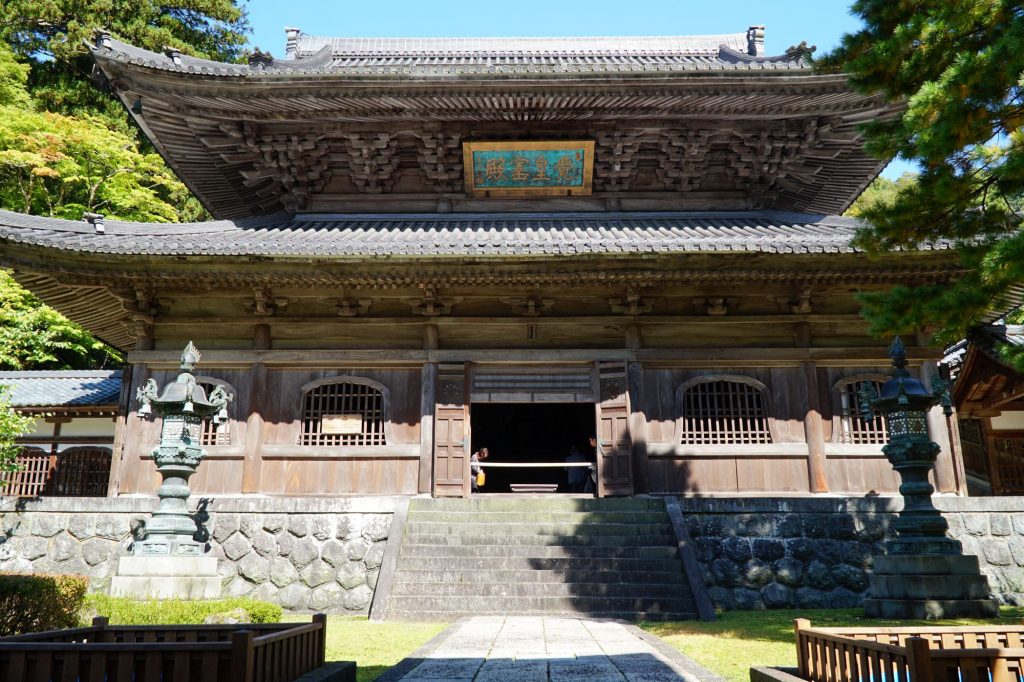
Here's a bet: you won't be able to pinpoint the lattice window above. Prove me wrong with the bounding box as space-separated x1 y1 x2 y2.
835 378 888 445
196 378 232 446
300 377 388 447
993 436 1024 494
0 447 51 497
958 418 989 477
677 377 772 445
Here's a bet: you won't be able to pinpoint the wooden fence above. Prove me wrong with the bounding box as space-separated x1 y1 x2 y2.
795 618 1024 682
1 447 111 497
0 614 327 682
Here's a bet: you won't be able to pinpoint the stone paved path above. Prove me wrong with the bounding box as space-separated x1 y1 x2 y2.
380 616 716 681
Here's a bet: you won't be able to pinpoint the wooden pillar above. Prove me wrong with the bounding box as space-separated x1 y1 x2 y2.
801 361 829 493
626 361 649 493
419 362 437 494
105 365 134 497
241 362 267 494
920 361 956 493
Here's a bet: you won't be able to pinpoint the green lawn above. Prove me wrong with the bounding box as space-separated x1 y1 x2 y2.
322 616 446 682
640 607 1024 682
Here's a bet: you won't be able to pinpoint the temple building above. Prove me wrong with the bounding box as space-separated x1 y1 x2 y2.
0 26 969 499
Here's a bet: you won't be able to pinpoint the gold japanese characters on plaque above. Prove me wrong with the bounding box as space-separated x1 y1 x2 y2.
463 141 595 197
321 414 364 435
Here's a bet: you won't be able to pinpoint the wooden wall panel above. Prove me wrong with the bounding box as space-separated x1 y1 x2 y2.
118 364 422 496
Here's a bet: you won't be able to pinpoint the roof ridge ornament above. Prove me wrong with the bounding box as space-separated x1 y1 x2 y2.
784 41 817 61
94 29 112 50
247 48 274 69
747 25 765 57
284 27 301 59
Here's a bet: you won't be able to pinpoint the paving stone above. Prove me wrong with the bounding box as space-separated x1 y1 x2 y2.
964 514 989 536
301 559 335 588
289 537 319 569
251 530 276 557
48 532 78 563
263 515 286 534
364 543 385 570
68 514 96 540
95 516 129 540
270 557 299 587
221 532 252 561
239 514 261 538
344 538 370 562
238 552 271 583
990 514 1012 537
362 515 390 542
81 538 116 566
288 515 310 538
212 514 239 543
342 584 373 611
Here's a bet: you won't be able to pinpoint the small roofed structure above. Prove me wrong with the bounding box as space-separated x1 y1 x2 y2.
0 370 124 497
947 325 1024 495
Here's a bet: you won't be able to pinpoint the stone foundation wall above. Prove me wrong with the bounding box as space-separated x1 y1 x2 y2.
0 496 400 614
678 496 1024 610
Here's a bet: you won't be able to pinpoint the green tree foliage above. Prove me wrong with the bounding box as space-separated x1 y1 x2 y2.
0 44 204 221
0 385 34 481
821 2 1024 362
1 0 250 122
845 172 918 219
0 271 123 370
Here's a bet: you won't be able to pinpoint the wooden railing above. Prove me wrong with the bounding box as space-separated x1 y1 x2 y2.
0 614 327 682
795 619 1024 682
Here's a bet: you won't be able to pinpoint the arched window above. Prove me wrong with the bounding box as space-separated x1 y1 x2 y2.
833 375 889 445
676 375 773 445
52 447 111 496
299 376 389 447
195 377 235 446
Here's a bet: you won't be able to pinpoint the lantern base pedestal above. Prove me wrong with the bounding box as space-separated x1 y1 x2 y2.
864 553 998 619
110 555 221 600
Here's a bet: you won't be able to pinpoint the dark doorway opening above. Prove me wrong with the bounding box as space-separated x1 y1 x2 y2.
470 402 595 493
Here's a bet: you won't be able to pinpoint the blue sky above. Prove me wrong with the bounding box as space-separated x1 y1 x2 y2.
244 0 913 179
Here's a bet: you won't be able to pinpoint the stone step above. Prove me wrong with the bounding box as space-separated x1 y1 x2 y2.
388 595 697 616
391 556 684 573
411 497 666 513
398 543 679 560
409 510 669 524
386 609 697 623
392 568 687 585
402 533 677 547
390 581 689 598
404 521 675 537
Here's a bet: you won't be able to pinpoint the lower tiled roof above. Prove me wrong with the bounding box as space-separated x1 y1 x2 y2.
0 210 947 259
0 371 122 408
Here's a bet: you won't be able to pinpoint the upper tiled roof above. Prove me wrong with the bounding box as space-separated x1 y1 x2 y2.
0 371 122 408
93 27 810 78
0 209 937 258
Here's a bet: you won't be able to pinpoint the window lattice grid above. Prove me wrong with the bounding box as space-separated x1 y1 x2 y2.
837 381 888 445
300 381 387 446
679 380 772 445
196 381 231 446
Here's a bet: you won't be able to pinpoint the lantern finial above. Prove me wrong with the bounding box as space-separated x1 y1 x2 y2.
180 341 200 373
888 336 909 376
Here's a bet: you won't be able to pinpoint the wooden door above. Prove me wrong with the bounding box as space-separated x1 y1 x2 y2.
433 363 469 497
596 361 633 496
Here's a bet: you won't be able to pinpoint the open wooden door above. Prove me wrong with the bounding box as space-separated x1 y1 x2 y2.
595 361 633 496
433 363 469 497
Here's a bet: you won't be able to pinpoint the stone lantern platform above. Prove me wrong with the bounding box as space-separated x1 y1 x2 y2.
109 342 231 600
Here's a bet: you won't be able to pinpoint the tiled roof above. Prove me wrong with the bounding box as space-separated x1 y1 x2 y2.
0 209 940 258
0 371 122 408
93 31 809 78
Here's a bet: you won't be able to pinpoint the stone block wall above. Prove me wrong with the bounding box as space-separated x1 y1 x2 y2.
678 496 1024 610
0 496 399 614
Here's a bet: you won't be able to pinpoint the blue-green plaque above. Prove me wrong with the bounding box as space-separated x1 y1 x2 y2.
463 141 595 197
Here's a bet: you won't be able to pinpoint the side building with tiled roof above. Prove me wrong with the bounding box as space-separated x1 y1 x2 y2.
0 25 968 499
0 371 124 496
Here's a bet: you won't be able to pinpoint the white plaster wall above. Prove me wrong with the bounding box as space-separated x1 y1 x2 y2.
58 417 116 437
991 411 1024 431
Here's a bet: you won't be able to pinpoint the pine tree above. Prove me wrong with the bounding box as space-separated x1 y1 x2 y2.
821 1 1024 366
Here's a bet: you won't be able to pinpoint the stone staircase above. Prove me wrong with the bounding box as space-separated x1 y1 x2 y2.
383 497 699 621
